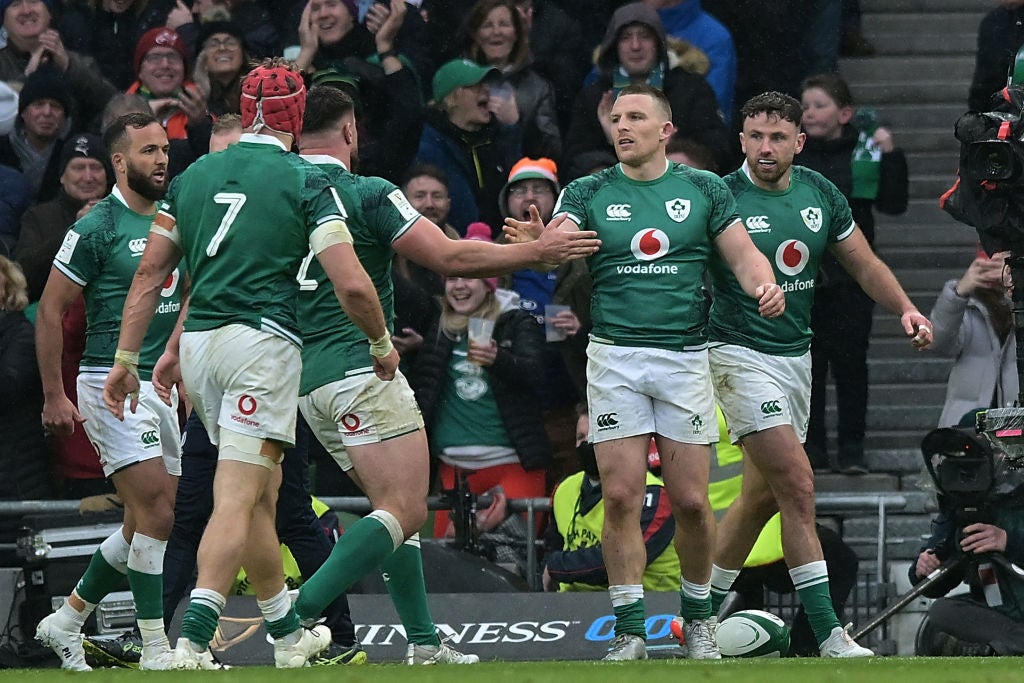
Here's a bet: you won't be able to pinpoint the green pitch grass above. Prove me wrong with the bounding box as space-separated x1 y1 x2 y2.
0 658 1016 682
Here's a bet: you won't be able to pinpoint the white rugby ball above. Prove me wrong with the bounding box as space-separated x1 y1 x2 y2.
715 609 790 658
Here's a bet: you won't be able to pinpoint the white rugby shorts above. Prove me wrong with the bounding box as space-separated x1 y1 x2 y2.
709 343 811 443
300 369 424 471
180 324 300 448
586 341 717 445
77 372 181 477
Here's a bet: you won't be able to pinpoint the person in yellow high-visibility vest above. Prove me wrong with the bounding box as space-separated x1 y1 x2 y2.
708 407 859 657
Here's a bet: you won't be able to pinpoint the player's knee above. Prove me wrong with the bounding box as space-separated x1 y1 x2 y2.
602 482 643 517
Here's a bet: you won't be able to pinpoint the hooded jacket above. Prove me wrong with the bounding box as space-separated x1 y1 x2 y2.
563 2 733 177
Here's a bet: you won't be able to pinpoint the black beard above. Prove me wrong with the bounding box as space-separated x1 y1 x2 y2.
126 163 167 202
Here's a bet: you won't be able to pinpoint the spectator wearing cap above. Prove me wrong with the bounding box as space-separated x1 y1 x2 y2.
0 0 118 128
0 66 73 202
500 157 584 486
15 133 111 302
12 133 111 499
127 26 210 141
192 20 250 117
563 1 733 177
294 0 423 182
416 57 522 236
58 0 181 91
460 0 561 160
409 221 550 537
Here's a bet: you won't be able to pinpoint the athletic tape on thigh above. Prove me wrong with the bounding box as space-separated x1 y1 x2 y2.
219 430 281 468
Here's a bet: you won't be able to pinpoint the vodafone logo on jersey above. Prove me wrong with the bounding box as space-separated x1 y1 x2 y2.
630 229 669 261
775 240 809 276
160 268 179 297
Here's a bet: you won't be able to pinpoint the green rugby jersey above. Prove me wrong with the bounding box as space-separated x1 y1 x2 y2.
708 164 855 356
555 161 739 350
157 135 346 345
296 156 418 395
52 187 182 379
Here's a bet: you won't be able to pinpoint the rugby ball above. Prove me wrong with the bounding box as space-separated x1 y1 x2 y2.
715 609 790 658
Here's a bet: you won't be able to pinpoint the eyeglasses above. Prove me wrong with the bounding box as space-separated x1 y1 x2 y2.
205 37 240 50
508 182 553 197
143 51 183 65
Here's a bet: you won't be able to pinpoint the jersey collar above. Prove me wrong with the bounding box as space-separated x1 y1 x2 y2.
299 154 348 170
110 185 128 207
239 132 289 151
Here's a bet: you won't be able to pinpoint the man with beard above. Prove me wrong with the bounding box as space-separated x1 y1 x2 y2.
704 91 930 657
507 83 784 661
290 85 597 664
34 112 181 671
102 60 391 669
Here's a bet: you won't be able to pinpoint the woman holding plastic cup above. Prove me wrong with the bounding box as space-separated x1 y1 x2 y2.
410 222 550 541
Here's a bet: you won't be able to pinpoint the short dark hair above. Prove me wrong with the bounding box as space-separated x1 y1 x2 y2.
740 91 803 127
402 162 450 191
302 85 356 136
103 112 159 155
616 82 673 121
666 136 717 173
801 72 854 109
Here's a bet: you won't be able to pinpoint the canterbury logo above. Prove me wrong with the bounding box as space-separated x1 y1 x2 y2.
141 430 159 446
760 400 783 415
606 204 631 221
595 412 619 429
746 215 770 230
129 238 147 256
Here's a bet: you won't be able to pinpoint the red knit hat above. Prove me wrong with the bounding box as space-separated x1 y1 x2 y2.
134 27 188 77
240 62 307 140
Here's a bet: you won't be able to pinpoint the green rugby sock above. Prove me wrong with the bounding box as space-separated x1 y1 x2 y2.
381 536 440 646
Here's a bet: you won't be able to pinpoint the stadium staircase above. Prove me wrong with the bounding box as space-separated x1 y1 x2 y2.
805 0 994 647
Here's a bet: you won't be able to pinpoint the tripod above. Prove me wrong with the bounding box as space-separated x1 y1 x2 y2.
852 550 1024 641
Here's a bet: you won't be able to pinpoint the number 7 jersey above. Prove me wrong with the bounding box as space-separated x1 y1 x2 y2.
156 135 346 345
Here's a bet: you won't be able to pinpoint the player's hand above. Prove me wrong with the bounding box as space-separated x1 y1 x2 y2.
373 347 400 381
391 327 423 356
152 350 182 406
503 204 548 243
467 338 497 366
904 311 933 350
535 213 601 265
42 394 84 438
755 282 784 318
103 364 141 420
915 549 941 579
960 523 1008 554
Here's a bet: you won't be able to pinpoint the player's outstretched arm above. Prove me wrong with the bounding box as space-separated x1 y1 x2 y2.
400 209 598 277
104 232 182 419
831 226 933 349
317 241 399 380
715 220 784 319
36 269 86 437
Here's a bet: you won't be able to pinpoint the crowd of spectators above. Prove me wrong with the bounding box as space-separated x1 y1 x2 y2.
0 0 883 537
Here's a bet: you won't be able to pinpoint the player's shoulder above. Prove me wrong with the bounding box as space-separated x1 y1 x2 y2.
669 161 728 193
790 165 842 197
564 165 618 197
71 194 117 236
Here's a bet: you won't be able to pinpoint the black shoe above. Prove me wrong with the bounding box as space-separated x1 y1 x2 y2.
312 642 367 666
83 630 143 669
838 442 868 474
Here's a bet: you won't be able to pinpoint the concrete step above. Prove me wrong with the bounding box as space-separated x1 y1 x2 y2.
840 56 974 84
863 448 931 474
881 243 975 269
867 29 976 57
866 357 952 383
904 151 960 177
871 103 965 131
873 222 978 248
884 198 971 225
855 81 972 106
893 128 959 154
911 173 967 200
819 398 944 429
862 430 937 450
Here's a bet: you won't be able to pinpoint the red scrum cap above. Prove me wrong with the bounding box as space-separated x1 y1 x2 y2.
240 61 306 140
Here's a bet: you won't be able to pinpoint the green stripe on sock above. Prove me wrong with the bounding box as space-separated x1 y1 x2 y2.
181 602 220 647
126 569 163 620
266 610 301 640
76 548 127 604
381 543 439 646
796 580 841 645
613 599 647 638
679 593 712 621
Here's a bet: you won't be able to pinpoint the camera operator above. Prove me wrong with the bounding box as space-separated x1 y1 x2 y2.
910 468 1024 656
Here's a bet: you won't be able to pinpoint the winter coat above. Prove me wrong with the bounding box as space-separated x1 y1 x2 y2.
416 108 521 235
929 279 1018 428
14 189 84 301
0 310 53 503
410 306 551 471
